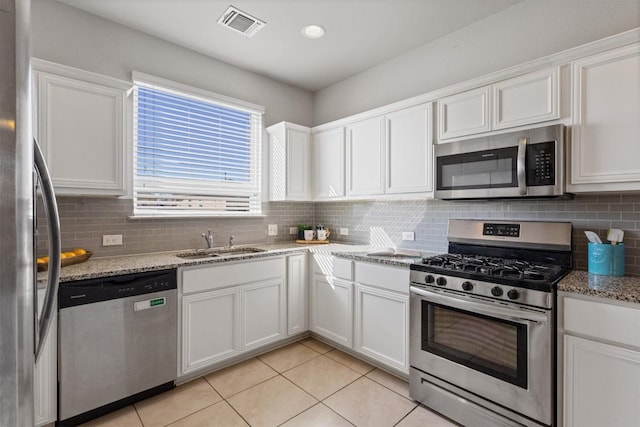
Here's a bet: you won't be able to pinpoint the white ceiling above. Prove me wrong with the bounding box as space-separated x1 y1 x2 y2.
56 0 521 92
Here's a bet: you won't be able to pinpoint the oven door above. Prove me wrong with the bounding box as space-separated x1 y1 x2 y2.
410 285 553 425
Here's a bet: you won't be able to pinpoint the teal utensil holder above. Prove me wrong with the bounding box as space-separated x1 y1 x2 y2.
588 243 625 276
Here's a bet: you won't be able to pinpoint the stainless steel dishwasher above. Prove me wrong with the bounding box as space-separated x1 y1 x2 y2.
58 269 177 426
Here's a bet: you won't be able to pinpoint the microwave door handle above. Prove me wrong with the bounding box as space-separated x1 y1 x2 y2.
33 138 61 362
410 286 548 324
517 136 527 195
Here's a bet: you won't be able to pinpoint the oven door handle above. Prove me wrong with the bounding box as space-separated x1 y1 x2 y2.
517 136 528 195
410 286 549 324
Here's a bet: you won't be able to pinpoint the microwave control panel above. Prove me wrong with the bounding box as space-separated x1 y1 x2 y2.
526 141 555 186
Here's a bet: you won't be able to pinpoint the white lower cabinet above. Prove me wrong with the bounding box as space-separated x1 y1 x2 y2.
179 257 286 376
561 294 640 427
309 275 353 347
241 279 286 351
287 254 308 336
35 288 57 427
563 335 640 427
354 262 410 374
181 287 240 373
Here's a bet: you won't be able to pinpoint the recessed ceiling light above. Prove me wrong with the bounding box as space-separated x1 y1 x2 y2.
301 24 325 39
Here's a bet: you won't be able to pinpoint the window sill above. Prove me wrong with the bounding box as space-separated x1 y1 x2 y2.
129 213 266 220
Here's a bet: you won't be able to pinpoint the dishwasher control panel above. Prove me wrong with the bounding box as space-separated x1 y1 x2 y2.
59 269 177 308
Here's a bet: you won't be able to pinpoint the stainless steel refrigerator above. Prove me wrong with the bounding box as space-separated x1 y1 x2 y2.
1 0 61 425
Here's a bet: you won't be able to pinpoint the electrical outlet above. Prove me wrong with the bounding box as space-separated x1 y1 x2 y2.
289 227 297 235
268 224 278 236
102 234 123 246
402 231 415 241
340 228 349 236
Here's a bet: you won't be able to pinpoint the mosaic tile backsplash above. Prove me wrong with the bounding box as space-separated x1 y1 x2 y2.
42 194 640 275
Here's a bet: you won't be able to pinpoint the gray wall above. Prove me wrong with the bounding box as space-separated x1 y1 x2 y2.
314 195 640 275
32 0 314 128
312 0 640 125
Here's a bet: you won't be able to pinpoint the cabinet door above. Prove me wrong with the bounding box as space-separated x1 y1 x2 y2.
287 254 308 336
181 288 240 374
354 284 409 374
492 67 559 130
309 275 353 347
386 103 433 194
438 86 490 140
33 62 129 196
286 127 311 199
241 279 286 351
564 335 640 427
570 44 640 190
312 127 345 199
268 122 311 201
346 116 385 196
34 289 57 427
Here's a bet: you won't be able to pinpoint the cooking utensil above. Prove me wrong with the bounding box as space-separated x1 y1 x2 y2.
607 228 624 245
584 231 602 244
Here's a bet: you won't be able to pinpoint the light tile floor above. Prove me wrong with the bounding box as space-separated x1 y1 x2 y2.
80 338 458 427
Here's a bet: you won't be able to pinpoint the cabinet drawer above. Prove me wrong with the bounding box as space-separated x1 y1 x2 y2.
564 297 640 348
180 258 285 294
355 262 409 294
312 254 352 280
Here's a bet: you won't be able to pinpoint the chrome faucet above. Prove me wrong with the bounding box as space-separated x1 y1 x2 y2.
229 235 235 248
202 228 214 249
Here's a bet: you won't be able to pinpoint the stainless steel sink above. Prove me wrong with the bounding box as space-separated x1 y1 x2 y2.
175 251 220 259
212 247 266 255
176 247 265 259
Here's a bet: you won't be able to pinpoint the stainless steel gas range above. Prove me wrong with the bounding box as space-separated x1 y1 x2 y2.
409 219 572 427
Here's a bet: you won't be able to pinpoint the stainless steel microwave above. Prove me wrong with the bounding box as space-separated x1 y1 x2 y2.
434 124 566 200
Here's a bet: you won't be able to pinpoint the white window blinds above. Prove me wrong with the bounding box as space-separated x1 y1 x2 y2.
132 73 264 217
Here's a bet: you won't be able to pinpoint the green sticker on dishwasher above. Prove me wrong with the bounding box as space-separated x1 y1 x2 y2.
150 298 165 307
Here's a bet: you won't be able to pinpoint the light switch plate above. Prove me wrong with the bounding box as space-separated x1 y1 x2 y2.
289 227 297 235
340 228 349 236
102 234 123 246
268 224 278 236
402 232 415 241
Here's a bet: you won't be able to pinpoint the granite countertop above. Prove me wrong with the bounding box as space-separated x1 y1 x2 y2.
558 270 640 304
37 242 426 283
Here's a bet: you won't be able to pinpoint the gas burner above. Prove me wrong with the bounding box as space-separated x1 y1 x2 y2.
414 252 568 290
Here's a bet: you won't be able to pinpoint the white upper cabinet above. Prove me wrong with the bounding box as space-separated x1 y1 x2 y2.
386 103 433 195
32 59 130 196
438 86 490 140
346 116 386 197
492 68 559 130
312 127 345 200
568 43 640 192
267 122 312 201
438 67 560 141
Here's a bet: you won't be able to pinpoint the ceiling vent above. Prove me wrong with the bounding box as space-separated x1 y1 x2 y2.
217 5 266 38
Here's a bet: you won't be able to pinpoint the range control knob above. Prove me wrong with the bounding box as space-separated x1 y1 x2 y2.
436 277 447 286
462 281 474 291
424 274 435 284
507 289 520 300
491 286 504 297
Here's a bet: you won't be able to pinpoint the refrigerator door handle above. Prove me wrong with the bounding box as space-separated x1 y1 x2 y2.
33 138 61 361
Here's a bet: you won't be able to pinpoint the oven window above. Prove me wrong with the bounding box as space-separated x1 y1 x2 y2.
421 301 528 388
437 146 518 190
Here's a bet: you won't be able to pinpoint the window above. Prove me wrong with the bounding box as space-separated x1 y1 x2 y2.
132 72 264 217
